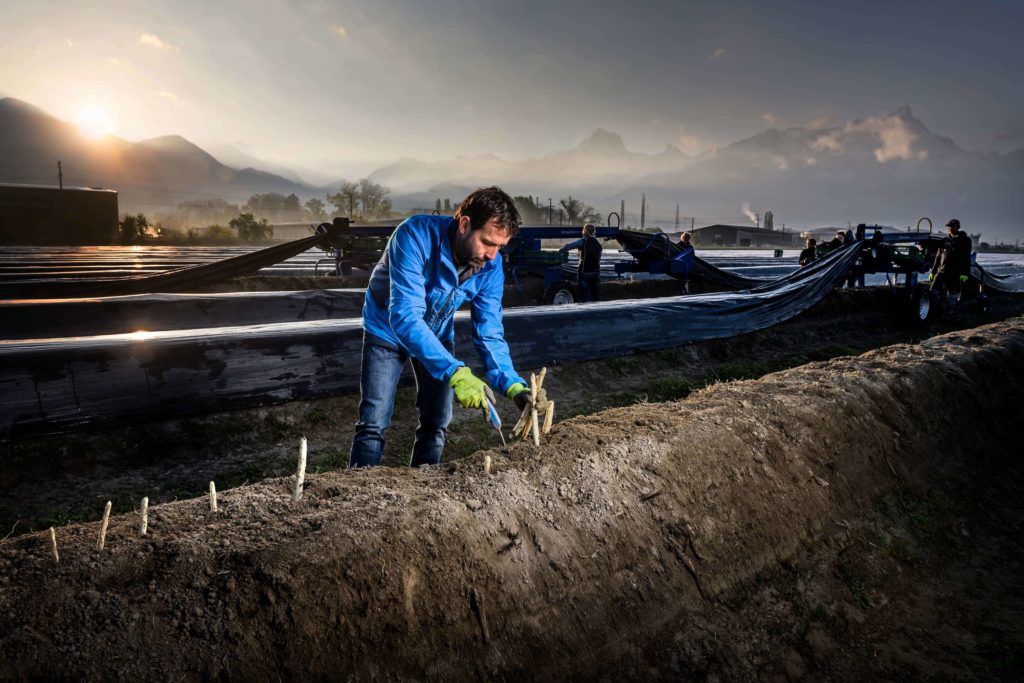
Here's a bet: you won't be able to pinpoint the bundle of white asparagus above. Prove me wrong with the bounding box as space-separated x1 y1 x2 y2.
510 367 554 445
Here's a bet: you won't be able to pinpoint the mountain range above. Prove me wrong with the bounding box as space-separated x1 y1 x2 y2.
1 97 1021 238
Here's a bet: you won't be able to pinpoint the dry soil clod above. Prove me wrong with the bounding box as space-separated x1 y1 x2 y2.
209 482 218 513
49 527 58 563
139 497 148 536
293 437 307 503
97 501 111 551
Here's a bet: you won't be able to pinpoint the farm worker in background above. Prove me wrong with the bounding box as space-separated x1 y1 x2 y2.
559 222 603 302
350 186 534 468
799 238 817 267
671 231 696 294
825 229 845 250
929 218 973 313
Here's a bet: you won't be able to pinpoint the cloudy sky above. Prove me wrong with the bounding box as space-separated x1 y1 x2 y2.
2 0 1022 177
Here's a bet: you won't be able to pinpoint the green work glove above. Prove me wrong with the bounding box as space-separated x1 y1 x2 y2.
507 382 531 410
449 367 489 410
959 274 969 284
928 272 934 282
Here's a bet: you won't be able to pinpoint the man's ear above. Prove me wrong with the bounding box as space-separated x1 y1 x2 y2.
458 215 472 235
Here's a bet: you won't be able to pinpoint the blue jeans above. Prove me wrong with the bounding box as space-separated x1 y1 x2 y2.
349 338 454 468
578 272 601 303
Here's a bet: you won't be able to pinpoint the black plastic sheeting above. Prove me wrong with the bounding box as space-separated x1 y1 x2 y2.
0 234 323 300
974 263 1024 294
0 289 366 340
0 243 860 439
615 228 765 290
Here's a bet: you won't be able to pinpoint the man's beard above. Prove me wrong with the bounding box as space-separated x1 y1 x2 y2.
453 232 479 267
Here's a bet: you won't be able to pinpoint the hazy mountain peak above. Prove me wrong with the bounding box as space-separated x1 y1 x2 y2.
138 134 193 148
575 128 629 155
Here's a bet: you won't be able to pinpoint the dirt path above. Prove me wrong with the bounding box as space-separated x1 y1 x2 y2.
1 317 1021 680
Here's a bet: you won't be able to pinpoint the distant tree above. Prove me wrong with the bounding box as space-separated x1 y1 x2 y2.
359 178 392 218
118 213 149 244
304 198 326 221
177 198 239 226
434 198 442 213
186 224 238 245
580 205 603 225
230 212 273 242
242 193 303 221
327 181 361 218
559 197 585 224
443 198 451 213
283 193 302 217
513 196 545 224
557 196 602 225
244 193 284 217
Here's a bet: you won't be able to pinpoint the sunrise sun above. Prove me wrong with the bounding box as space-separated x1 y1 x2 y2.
74 105 115 139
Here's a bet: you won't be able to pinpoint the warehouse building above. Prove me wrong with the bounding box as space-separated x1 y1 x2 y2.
689 224 803 248
0 183 119 245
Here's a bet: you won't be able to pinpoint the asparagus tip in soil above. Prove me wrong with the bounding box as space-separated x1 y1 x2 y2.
97 501 112 551
293 436 308 502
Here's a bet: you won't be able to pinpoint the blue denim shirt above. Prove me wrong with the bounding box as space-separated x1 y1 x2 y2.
363 214 526 394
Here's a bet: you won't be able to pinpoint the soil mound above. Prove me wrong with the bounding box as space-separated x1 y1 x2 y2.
1 318 1022 680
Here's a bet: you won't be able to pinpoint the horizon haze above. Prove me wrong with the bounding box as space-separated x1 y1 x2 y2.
2 1 1023 238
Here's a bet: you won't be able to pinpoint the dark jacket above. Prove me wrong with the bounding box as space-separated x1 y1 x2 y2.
798 247 816 267
932 231 972 278
564 235 603 274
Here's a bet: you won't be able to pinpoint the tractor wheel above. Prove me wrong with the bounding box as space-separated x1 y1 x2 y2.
909 283 936 324
543 281 579 305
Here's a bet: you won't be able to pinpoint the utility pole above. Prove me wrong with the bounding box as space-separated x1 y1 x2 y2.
640 193 646 230
755 212 760 229
691 217 695 231
675 204 680 232
548 198 552 225
620 199 625 228
58 160 63 190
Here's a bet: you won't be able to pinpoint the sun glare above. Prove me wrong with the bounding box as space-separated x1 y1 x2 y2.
75 105 115 139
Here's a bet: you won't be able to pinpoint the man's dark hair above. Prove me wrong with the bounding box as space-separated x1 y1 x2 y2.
454 186 521 236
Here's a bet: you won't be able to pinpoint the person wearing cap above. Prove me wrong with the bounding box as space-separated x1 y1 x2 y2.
929 218 973 309
559 222 603 302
